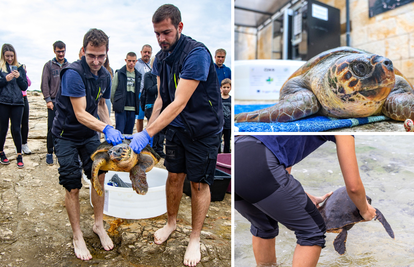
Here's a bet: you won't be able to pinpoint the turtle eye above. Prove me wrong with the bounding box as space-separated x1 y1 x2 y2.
352 62 370 77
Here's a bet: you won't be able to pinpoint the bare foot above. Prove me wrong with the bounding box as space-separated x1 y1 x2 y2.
154 223 176 245
183 237 201 266
73 237 92 261
93 225 114 251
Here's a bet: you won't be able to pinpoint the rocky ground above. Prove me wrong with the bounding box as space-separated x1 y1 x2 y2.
0 92 231 267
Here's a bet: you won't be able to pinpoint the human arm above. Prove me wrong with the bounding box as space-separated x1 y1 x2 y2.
128 77 199 154
110 71 118 103
306 192 333 207
146 78 199 137
15 67 28 91
97 97 111 125
335 135 376 221
71 96 122 144
40 61 53 104
70 96 108 132
0 72 7 88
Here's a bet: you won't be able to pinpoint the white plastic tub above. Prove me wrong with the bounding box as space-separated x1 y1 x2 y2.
83 167 168 219
235 59 305 100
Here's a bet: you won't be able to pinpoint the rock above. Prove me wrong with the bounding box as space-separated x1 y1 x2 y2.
121 232 138 245
0 229 13 240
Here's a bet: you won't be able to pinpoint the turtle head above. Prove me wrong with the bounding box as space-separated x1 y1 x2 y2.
328 54 395 102
108 143 132 162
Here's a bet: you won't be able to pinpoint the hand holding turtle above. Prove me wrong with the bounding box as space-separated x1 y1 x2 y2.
359 201 377 221
102 125 124 145
128 129 151 154
306 191 333 208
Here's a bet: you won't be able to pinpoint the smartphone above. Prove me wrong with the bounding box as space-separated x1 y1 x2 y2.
11 66 17 71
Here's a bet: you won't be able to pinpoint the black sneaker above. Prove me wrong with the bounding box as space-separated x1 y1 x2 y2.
16 155 24 168
0 152 10 165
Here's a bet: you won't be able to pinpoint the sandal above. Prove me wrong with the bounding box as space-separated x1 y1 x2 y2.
0 151 10 165
16 154 24 168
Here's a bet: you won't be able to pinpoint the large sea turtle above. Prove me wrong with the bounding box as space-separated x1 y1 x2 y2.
235 46 414 123
319 187 395 255
90 139 160 196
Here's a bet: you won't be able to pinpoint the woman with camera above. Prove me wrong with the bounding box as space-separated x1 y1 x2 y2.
0 43 28 168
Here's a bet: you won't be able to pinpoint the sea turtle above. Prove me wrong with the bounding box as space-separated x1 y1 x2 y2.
319 187 395 255
90 139 160 196
235 46 414 123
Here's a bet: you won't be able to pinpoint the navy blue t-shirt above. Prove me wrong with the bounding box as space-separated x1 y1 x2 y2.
61 69 111 99
152 46 210 128
253 135 337 168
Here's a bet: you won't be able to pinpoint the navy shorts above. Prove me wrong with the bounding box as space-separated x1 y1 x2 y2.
164 126 220 185
235 136 326 248
54 135 105 192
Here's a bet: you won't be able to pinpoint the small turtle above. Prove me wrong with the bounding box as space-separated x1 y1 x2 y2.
90 139 160 196
235 46 414 123
319 187 395 255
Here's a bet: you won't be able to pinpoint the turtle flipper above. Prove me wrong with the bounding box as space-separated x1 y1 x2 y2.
130 164 148 195
374 208 395 239
382 75 414 121
91 158 106 197
234 89 320 123
333 228 348 255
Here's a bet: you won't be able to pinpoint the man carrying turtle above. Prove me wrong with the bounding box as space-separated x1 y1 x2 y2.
128 4 223 266
52 28 124 261
234 135 377 267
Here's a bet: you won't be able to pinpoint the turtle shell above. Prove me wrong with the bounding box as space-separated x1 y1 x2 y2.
319 187 371 231
91 139 131 161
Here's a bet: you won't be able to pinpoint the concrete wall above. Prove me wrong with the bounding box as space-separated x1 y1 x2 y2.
257 23 273 59
235 26 257 60
319 0 414 85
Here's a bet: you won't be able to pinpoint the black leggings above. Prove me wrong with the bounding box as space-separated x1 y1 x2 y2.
21 96 29 144
0 103 24 153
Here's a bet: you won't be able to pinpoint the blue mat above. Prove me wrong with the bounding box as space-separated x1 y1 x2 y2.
235 104 390 132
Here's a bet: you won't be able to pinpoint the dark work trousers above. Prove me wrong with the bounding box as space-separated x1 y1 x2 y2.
47 105 56 154
0 103 24 153
21 96 29 144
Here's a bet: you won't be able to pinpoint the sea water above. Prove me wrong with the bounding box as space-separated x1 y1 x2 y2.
234 135 414 267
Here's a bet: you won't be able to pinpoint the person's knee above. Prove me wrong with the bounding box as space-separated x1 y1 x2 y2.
296 231 326 248
250 225 279 239
190 181 210 194
65 187 80 197
167 172 186 186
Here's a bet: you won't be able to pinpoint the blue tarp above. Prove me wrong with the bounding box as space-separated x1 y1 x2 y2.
235 104 390 132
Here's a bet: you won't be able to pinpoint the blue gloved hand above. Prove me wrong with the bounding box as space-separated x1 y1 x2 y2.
103 125 124 145
129 129 151 154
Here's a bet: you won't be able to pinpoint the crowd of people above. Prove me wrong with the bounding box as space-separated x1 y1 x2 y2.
0 30 232 169
0 4 231 266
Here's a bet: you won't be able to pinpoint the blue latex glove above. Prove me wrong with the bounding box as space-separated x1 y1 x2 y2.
102 125 124 145
128 129 151 154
